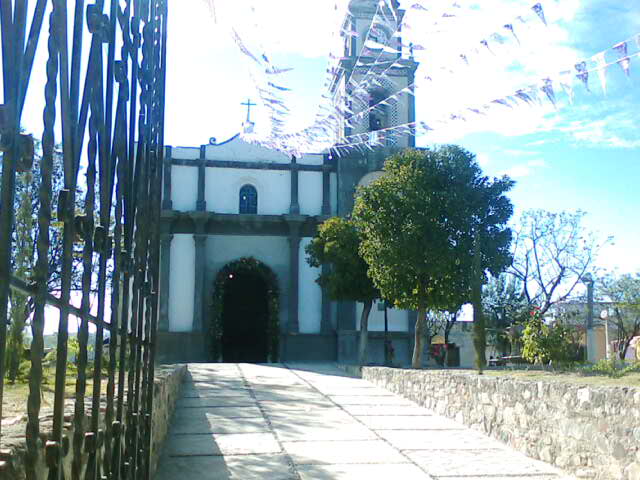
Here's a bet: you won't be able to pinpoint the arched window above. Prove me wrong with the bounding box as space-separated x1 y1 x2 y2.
239 184 258 214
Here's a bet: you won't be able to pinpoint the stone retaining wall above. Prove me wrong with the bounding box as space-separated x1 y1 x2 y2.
359 367 640 480
149 364 187 478
0 364 186 479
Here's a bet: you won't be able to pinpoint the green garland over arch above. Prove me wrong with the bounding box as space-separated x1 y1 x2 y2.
210 257 280 362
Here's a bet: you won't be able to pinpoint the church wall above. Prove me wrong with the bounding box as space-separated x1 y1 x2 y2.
298 172 323 216
204 140 289 163
204 169 291 215
171 166 197 211
204 235 291 332
330 172 338 216
298 237 322 333
172 147 199 160
395 76 411 148
169 234 195 332
298 153 324 166
355 302 409 332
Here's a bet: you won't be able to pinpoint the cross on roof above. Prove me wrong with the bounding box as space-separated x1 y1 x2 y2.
241 98 256 123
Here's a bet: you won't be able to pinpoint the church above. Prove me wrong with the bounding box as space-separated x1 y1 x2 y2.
156 0 429 365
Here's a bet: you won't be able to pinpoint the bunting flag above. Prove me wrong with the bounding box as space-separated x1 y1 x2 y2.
266 66 294 75
613 41 631 76
231 29 262 65
268 82 291 91
594 52 608 94
504 24 520 44
515 89 533 104
531 3 546 26
491 98 512 108
559 70 574 104
541 78 556 107
575 61 590 91
410 3 429 11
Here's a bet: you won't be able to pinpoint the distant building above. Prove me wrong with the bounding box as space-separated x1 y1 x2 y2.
551 300 639 362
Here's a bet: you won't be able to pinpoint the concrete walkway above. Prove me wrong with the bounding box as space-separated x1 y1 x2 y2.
155 363 573 480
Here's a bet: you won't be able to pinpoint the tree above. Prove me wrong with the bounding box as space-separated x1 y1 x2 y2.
509 209 611 315
471 234 487 372
306 217 380 365
482 273 529 355
5 172 35 382
426 308 458 367
598 273 640 361
2 143 89 380
353 147 514 368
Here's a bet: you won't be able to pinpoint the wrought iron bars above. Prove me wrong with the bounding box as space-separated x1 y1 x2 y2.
0 1 167 479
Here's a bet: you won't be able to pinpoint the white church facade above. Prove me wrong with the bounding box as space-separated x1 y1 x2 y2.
156 0 473 365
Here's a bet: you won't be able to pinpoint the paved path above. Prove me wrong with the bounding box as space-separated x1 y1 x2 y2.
156 363 573 480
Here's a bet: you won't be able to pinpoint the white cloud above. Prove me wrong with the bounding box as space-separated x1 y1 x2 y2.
476 153 490 167
501 165 532 178
553 108 640 149
498 159 546 178
210 0 348 59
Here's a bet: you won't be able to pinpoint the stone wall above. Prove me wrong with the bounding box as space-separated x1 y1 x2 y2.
149 364 188 479
0 364 186 479
360 367 640 480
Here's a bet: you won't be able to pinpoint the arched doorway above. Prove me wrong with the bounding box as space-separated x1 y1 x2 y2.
210 257 279 363
222 271 268 362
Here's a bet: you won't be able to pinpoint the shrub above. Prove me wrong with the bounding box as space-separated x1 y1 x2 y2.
522 308 575 366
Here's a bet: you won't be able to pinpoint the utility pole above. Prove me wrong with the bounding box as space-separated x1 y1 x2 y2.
582 273 596 363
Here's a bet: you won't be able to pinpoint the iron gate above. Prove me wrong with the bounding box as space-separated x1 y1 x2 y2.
0 0 167 478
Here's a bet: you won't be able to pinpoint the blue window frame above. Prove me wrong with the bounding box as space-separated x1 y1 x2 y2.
239 184 258 214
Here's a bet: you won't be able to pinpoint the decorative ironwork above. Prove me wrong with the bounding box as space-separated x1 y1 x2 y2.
0 1 168 479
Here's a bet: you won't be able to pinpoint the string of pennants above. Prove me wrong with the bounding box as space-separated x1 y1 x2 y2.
235 0 553 155
314 0 549 132
328 33 640 156
223 0 639 157
220 0 544 151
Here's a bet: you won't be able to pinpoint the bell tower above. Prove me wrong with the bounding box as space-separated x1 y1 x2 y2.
330 0 419 150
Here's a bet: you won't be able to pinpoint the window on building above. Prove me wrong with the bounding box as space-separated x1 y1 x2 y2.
239 184 258 214
369 90 388 132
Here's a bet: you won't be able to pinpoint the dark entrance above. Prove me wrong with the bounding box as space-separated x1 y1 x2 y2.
221 270 269 362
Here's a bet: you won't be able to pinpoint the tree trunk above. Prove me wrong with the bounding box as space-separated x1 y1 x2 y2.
620 337 631 362
412 308 426 369
472 235 486 374
358 300 373 366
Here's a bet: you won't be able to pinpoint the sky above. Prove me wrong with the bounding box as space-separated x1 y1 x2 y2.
3 0 640 332
163 0 640 275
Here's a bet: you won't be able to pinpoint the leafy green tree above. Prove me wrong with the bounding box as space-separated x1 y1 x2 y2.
353 147 514 368
426 308 459 367
597 272 640 361
2 143 89 380
306 217 380 365
6 172 35 382
482 273 529 355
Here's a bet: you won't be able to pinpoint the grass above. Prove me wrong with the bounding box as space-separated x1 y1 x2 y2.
481 367 640 387
2 364 120 424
